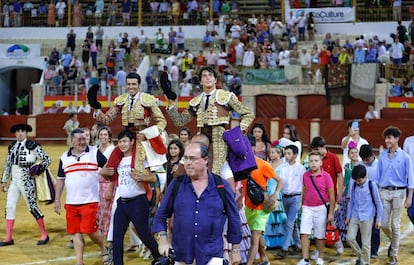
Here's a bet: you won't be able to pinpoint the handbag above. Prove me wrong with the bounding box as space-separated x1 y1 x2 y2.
325 223 340 247
247 175 264 205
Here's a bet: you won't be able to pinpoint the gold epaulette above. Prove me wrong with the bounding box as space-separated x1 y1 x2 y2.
215 90 232 105
140 93 157 107
189 94 203 107
114 94 128 105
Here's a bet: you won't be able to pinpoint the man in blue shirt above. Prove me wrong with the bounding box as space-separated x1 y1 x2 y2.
346 165 382 265
60 48 72 76
13 0 22 27
377 126 414 265
354 45 366 64
152 142 242 265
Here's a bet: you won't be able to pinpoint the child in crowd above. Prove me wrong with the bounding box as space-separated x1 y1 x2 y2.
297 152 335 265
264 143 285 248
358 144 381 258
269 144 284 175
334 142 359 247
277 145 306 259
346 165 382 265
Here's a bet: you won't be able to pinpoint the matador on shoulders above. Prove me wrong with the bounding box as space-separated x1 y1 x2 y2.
88 72 167 181
164 66 254 175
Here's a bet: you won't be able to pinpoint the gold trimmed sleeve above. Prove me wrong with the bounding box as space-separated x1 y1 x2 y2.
166 106 195 127
228 93 254 131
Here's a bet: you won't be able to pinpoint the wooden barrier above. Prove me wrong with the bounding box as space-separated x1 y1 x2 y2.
0 115 412 154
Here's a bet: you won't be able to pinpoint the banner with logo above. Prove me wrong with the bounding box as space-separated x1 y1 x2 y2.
243 69 288 85
286 7 355 23
0 44 41 59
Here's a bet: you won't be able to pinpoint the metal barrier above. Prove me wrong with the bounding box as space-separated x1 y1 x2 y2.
1 5 410 27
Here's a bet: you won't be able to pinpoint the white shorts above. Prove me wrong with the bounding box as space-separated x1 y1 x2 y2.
300 204 327 239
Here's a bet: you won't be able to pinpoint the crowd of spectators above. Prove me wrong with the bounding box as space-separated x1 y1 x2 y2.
43 25 148 99
3 0 412 28
41 11 414 103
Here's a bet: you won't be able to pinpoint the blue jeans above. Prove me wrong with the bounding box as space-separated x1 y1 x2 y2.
392 58 402 65
282 194 302 251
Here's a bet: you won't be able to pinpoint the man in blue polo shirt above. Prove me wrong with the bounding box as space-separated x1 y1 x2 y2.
152 142 242 265
377 126 414 265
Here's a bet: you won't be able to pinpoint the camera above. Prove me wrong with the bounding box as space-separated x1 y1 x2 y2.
152 249 175 265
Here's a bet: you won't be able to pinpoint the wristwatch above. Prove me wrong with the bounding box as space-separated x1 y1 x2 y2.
157 232 167 240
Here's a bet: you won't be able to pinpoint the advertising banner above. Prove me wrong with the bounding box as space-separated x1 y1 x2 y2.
0 44 41 59
286 5 355 23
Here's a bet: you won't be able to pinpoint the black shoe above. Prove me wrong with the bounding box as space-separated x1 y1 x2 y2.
388 244 391 257
289 245 300 255
0 240 14 247
37 235 49 245
276 249 288 259
355 260 361 265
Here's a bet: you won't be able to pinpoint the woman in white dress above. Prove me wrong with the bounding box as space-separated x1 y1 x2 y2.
278 124 302 163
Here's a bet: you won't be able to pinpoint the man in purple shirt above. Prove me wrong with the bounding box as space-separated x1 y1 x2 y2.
377 126 414 265
152 142 242 265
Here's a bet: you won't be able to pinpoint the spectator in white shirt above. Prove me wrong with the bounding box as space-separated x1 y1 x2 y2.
78 100 91 114
206 48 218 67
364 105 380 121
235 40 245 69
271 19 285 51
300 48 311 83
242 47 255 68
56 0 66 23
63 102 78 113
157 56 165 72
390 36 404 65
278 44 290 67
138 29 147 51
230 20 241 39
179 78 192 96
286 11 297 36
297 12 306 41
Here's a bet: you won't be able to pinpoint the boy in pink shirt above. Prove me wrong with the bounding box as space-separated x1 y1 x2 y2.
297 152 335 265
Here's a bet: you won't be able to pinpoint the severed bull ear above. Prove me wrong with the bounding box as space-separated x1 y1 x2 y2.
87 84 102 109
160 72 177 100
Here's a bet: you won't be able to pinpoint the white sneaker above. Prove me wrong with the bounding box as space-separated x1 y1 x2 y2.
334 240 344 254
135 243 144 254
310 250 319 260
143 249 152 260
297 259 310 265
316 257 325 265
139 246 147 258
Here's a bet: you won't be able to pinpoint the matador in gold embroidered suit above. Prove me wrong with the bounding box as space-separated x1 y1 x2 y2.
166 66 253 175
